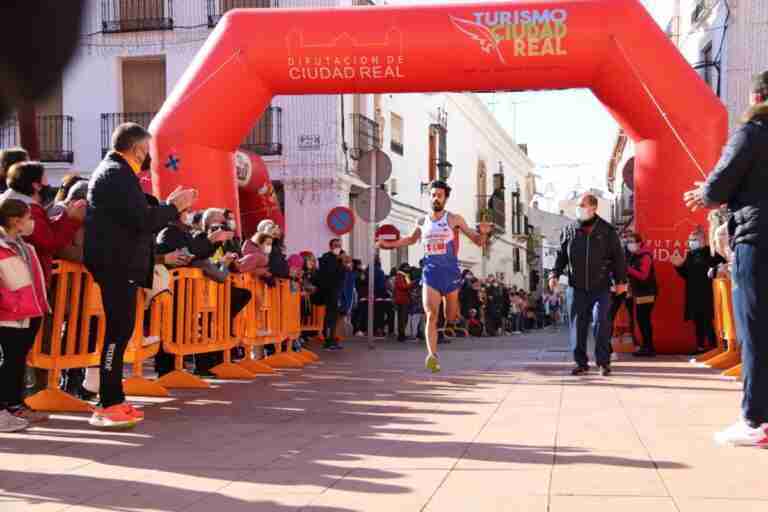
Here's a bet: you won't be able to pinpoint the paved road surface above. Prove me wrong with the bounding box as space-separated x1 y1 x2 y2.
1 329 765 511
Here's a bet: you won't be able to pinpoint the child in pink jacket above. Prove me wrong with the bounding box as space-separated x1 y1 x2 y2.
0 198 50 432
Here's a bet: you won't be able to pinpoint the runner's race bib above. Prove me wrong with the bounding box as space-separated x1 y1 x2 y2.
426 240 447 255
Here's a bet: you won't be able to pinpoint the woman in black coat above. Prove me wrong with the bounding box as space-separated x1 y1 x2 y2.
671 231 725 353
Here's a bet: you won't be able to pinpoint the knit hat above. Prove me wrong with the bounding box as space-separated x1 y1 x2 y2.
257 219 276 234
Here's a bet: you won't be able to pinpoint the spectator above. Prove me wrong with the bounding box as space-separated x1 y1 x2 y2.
337 254 357 340
671 229 725 354
509 291 523 334
467 309 483 337
550 193 627 377
192 213 252 374
0 198 50 432
407 266 425 339
683 70 768 446
485 277 504 336
0 161 85 283
49 179 88 263
85 122 196 428
240 232 273 281
0 147 28 194
625 232 658 357
317 238 345 350
460 277 481 320
394 263 412 342
259 220 290 280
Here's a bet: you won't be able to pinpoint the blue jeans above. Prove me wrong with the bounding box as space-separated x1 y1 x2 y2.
567 287 612 368
732 244 768 427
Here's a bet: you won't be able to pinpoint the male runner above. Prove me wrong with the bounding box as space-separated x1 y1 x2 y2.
377 180 490 372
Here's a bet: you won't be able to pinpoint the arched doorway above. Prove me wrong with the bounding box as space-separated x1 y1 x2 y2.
148 0 727 353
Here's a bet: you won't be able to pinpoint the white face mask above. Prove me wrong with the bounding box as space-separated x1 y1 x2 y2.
226 220 237 231
689 240 701 250
263 244 273 255
627 243 639 253
576 207 594 222
332 248 342 256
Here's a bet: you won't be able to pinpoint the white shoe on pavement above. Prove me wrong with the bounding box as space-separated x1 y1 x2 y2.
611 353 619 362
0 409 29 432
714 420 768 447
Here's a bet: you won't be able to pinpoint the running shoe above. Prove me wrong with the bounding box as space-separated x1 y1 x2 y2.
425 354 441 373
714 421 768 447
89 404 141 428
600 365 612 377
570 366 589 376
0 410 29 432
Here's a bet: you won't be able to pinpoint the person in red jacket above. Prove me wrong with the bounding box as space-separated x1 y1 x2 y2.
394 263 413 342
625 232 658 357
0 198 50 432
0 161 85 282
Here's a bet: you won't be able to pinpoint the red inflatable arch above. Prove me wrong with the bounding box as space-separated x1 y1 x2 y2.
149 0 727 353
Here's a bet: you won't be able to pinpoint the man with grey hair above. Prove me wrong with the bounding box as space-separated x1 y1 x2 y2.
550 193 627 377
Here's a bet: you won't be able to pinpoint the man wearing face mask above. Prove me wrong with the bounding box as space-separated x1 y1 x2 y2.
549 193 627 377
317 238 346 350
670 230 724 354
85 123 196 428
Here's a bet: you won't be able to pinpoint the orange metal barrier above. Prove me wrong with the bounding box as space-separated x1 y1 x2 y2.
123 291 171 397
706 278 741 373
301 304 326 333
694 278 728 364
155 268 254 389
26 261 104 412
233 274 277 375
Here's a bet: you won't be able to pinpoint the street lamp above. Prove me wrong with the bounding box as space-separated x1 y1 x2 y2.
437 160 453 181
422 160 453 194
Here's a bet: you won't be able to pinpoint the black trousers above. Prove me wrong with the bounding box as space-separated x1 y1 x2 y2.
693 314 717 349
95 276 138 409
397 303 409 339
323 290 340 341
0 319 42 410
194 286 252 373
635 302 655 352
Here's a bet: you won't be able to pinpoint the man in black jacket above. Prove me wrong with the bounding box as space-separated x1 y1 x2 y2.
318 238 345 349
549 194 627 376
84 123 196 428
684 71 768 447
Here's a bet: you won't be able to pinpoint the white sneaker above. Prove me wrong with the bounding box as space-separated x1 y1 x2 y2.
611 353 619 362
0 409 29 432
355 331 364 337
714 420 768 447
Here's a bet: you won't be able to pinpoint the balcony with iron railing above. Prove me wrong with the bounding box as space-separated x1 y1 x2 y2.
476 191 506 233
101 112 156 157
207 0 275 28
240 106 283 156
350 113 381 160
102 0 174 33
0 116 74 163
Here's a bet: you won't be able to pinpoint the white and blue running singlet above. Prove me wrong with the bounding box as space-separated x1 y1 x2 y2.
421 212 462 295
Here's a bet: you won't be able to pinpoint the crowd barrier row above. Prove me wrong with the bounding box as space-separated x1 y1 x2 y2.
696 277 741 378
25 261 326 412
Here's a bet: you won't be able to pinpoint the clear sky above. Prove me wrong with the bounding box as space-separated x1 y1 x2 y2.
385 0 675 201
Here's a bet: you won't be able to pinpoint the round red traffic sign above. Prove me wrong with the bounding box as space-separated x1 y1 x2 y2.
327 207 355 236
375 224 401 242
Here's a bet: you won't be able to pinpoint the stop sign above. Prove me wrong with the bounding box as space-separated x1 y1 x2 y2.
375 224 400 242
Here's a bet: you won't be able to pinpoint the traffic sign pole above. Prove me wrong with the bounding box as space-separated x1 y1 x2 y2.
367 154 376 350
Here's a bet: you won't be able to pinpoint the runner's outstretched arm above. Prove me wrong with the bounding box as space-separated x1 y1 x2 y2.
377 226 421 250
452 214 488 247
